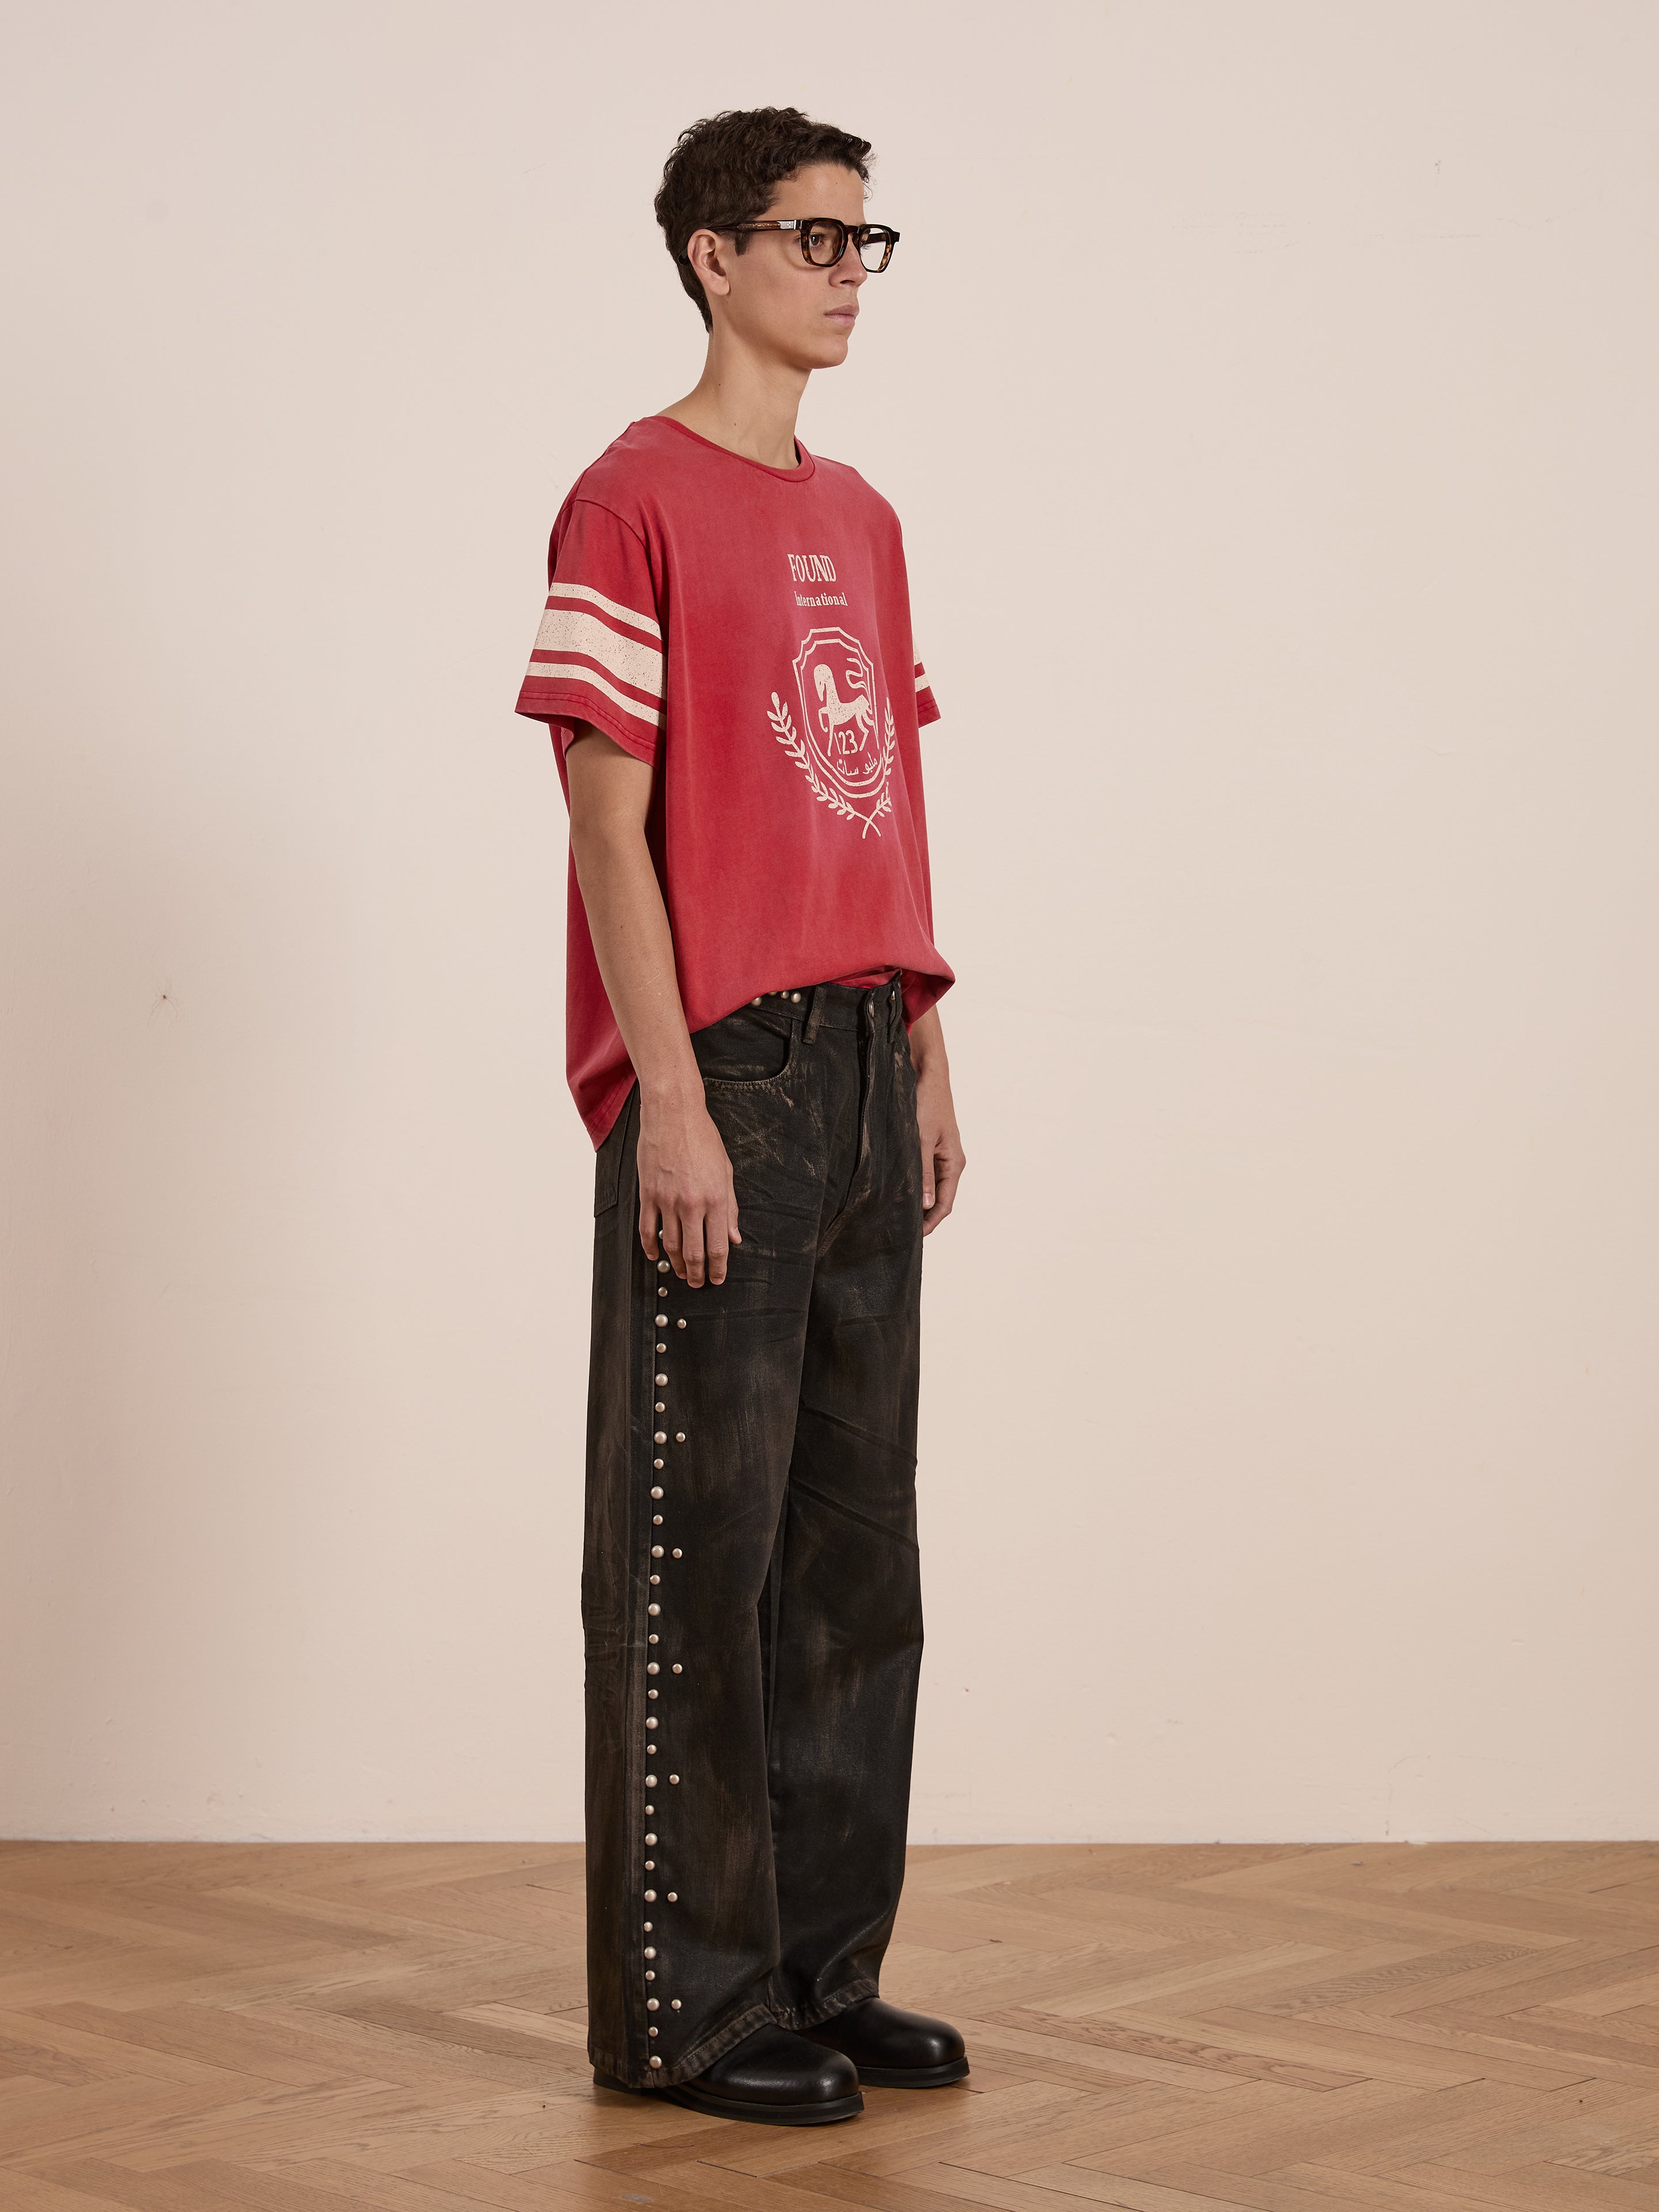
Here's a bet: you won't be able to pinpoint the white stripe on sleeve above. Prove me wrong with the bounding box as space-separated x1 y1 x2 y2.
533 608 663 701
523 659 663 735
550 579 662 642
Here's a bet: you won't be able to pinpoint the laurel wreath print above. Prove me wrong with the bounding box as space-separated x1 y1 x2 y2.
768 693 896 840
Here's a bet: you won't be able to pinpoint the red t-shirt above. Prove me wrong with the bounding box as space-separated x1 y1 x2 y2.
514 416 953 1146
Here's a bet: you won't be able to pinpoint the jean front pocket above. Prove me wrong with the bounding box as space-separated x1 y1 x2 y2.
693 1004 799 1088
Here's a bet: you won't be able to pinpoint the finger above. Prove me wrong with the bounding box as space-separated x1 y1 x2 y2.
922 1152 964 1235
660 1212 686 1281
706 1209 730 1286
639 1196 660 1261
681 1207 707 1290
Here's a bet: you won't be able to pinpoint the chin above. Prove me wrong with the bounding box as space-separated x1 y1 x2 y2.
804 334 853 370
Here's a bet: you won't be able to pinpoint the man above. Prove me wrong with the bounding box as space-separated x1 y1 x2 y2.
514 107 967 2128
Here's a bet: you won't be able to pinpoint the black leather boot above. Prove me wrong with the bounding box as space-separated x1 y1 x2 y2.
594 2020 863 2126
801 1997 969 2086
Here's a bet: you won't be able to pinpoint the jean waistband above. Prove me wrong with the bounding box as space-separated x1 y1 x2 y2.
751 976 902 1031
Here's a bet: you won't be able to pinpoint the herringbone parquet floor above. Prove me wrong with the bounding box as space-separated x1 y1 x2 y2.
2 1842 1658 2210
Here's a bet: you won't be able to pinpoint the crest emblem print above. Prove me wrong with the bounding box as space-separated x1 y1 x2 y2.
768 626 896 838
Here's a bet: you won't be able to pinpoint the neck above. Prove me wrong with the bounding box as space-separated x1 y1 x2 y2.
658 324 809 470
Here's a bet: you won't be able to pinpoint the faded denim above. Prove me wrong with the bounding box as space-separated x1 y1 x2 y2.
583 974 925 2089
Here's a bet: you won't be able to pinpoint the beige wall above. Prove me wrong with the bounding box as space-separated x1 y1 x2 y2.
3 0 1656 1843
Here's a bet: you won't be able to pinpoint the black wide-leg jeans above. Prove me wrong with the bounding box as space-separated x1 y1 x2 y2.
582 974 925 2089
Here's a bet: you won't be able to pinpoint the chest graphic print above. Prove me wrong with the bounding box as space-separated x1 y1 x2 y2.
768 626 896 839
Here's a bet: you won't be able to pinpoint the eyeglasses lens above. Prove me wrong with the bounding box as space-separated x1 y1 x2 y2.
802 222 848 267
857 230 894 271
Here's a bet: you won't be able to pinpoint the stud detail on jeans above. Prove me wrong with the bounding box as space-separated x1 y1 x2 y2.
666 1890 678 1902
657 1260 668 1272
647 1998 658 2010
654 1431 666 1445
648 1604 660 1616
655 1373 667 1386
643 1889 656 1901
651 1485 663 1498
675 1433 685 1444
654 1458 664 1470
652 1545 664 1558
677 1318 687 1329
671 1999 681 2009
649 2055 662 2067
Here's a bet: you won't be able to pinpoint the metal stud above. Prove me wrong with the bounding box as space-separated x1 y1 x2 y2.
649 1574 660 1585
652 1545 664 1558
648 2026 658 2037
645 1832 657 1844
646 1718 657 1730
656 1374 668 1386
653 1514 662 1525
647 1689 657 1700
654 1458 664 1469
647 1662 658 1674
671 1999 681 2010
656 1342 666 1352
651 1486 663 1498
655 1402 665 1413
644 1946 656 1958
655 1315 667 1327
650 2054 662 2067
672 1549 682 1559
644 1859 654 1868
648 1634 658 1644
676 1318 687 1329
791 991 801 1002
648 1604 660 1616
657 1260 668 1272
647 1999 658 2010
645 1968 654 1979
654 1432 666 1445
675 1434 685 1444
644 1889 656 1901
672 1663 683 1674
666 1891 678 1902
669 1773 680 1783
645 1774 656 1785
751 996 761 1004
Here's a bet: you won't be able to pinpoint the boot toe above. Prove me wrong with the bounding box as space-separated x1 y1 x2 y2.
802 1998 969 2086
713 2024 859 2107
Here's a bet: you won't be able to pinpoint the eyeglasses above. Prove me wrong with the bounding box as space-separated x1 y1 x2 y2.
724 217 900 273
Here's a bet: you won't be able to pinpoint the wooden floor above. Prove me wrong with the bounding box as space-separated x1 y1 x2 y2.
2 1843 1658 2210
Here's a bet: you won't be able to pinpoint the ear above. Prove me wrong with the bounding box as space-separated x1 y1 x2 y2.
684 228 733 315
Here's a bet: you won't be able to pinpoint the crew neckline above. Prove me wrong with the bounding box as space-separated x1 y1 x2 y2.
647 414 816 483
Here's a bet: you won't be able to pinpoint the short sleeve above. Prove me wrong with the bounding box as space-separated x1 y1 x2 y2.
913 658 940 727
514 500 664 767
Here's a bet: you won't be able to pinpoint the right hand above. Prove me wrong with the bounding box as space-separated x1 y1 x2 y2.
637 1088 741 1287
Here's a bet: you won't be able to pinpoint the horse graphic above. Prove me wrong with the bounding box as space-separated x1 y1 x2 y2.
813 660 876 754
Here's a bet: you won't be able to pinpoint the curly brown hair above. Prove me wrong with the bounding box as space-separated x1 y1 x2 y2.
654 107 873 331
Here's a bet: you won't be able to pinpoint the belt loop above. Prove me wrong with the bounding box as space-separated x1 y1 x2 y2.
805 986 824 1045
